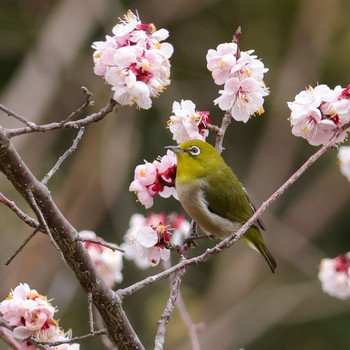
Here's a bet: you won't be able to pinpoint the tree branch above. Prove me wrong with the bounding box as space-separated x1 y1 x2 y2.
0 119 144 350
6 99 118 138
0 103 37 129
0 326 20 350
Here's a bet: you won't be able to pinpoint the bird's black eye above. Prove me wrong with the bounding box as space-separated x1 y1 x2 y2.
188 146 201 156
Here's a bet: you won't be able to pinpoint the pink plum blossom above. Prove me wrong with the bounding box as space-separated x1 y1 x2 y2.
92 10 173 109
0 283 79 349
167 100 211 143
121 213 190 268
206 40 269 122
288 84 350 146
337 146 350 181
129 150 177 209
79 230 123 287
319 253 350 299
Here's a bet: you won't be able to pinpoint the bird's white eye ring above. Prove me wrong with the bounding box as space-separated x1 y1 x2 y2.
188 146 201 156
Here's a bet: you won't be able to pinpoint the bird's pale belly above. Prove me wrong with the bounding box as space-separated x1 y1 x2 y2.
176 182 241 238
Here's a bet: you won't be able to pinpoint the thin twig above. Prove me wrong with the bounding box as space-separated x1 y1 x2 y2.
0 103 37 129
233 26 242 58
30 329 107 347
0 192 39 229
156 260 201 350
176 291 202 350
7 99 118 138
88 292 95 334
232 134 338 243
42 127 85 185
205 124 220 134
25 189 60 252
153 221 200 349
154 267 187 350
60 87 95 124
5 227 41 265
215 112 232 154
77 237 125 253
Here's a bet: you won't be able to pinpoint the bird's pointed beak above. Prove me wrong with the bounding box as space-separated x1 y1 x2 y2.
164 145 184 154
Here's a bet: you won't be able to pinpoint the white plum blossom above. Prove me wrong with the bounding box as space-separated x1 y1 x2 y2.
121 213 170 268
167 100 211 143
0 283 79 349
214 77 268 123
206 40 269 122
166 213 191 245
288 84 350 146
338 146 350 181
121 213 190 268
319 253 350 299
206 43 238 85
79 230 123 287
92 10 173 109
129 150 177 209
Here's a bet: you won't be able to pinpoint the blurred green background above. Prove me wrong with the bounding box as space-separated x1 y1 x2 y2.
1 0 350 349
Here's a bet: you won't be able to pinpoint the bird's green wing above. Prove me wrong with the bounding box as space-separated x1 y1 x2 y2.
203 163 276 273
203 165 253 225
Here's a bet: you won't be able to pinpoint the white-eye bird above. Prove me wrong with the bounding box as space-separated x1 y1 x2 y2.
166 139 276 273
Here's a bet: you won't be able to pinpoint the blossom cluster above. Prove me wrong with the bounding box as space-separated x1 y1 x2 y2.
206 42 269 122
92 10 173 109
121 213 190 268
319 253 350 300
337 146 350 182
129 150 178 209
167 100 211 143
288 84 350 146
79 230 123 287
0 283 79 350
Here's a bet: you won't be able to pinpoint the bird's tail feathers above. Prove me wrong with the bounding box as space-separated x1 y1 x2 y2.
258 244 277 273
242 228 277 273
